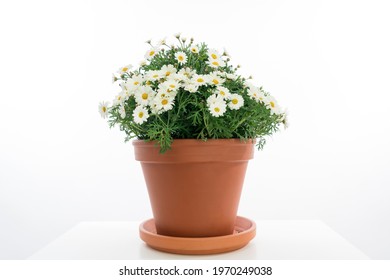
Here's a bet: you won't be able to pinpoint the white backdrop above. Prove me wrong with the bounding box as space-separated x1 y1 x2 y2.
1 0 389 259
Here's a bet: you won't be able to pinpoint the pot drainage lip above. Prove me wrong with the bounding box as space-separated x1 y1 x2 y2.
139 216 256 255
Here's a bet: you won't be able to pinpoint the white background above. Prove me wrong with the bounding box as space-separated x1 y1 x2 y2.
1 0 389 259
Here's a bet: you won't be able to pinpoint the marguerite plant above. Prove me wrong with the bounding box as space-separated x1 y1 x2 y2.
99 34 288 152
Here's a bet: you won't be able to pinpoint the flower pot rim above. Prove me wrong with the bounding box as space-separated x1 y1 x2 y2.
133 138 255 163
133 138 256 146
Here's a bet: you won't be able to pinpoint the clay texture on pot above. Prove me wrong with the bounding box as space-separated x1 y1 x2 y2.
133 139 254 238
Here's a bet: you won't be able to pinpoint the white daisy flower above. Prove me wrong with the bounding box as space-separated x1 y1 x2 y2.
184 83 199 93
208 72 225 86
120 82 130 95
127 75 144 88
98 101 110 119
207 58 225 68
122 82 137 96
175 51 187 64
133 106 149 124
113 93 126 106
149 99 160 114
157 84 173 97
119 105 126 119
171 73 187 82
228 94 244 110
225 73 238 80
244 80 255 89
139 60 147 66
207 94 224 105
192 74 209 86
207 48 221 60
163 79 180 91
257 90 266 103
280 109 289 129
117 64 132 74
178 67 195 79
215 86 231 98
135 86 155 106
155 95 175 112
146 70 161 81
159 64 177 77
264 95 282 115
144 47 159 60
208 100 227 117
247 86 262 101
190 45 199 54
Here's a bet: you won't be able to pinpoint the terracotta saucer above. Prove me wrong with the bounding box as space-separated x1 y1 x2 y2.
139 216 256 255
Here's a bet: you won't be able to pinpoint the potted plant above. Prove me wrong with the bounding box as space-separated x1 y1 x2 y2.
99 34 287 254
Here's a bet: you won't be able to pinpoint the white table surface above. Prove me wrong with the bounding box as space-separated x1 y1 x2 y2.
28 220 369 260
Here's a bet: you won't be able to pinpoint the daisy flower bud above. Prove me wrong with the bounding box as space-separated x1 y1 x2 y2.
174 32 181 39
112 73 119 83
158 37 167 46
222 48 230 57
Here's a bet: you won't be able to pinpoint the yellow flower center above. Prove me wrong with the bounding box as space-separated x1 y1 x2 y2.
149 50 155 56
220 91 225 96
178 55 184 61
161 99 168 105
232 99 238 105
134 81 139 85
122 67 128 72
211 54 217 59
165 71 171 76
197 78 204 83
138 112 144 118
153 74 159 78
102 107 106 112
214 107 220 112
212 79 219 85
169 84 175 88
212 61 219 66
191 48 197 53
270 101 275 108
142 93 148 100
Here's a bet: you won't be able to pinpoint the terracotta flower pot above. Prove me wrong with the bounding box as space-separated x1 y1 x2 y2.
133 139 254 238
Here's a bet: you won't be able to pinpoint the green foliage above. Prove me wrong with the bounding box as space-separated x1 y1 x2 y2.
104 36 286 153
